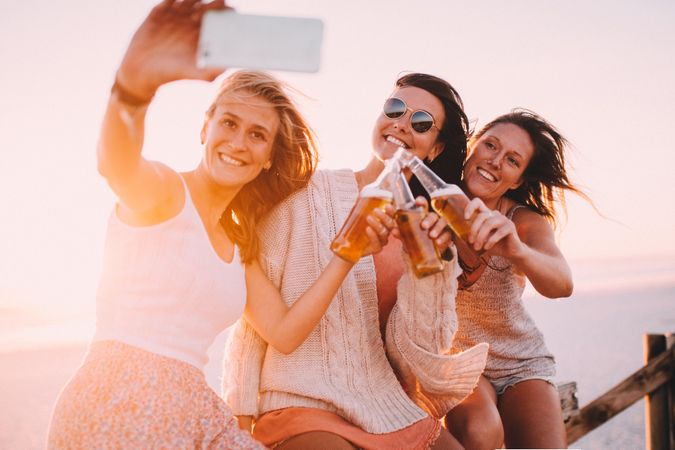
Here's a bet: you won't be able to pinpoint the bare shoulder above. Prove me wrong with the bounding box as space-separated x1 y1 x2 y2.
510 204 555 240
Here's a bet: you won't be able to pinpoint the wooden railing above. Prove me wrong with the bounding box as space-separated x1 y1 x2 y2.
559 332 674 449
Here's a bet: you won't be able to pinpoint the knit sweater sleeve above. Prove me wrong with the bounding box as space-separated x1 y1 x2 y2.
221 189 296 417
221 316 267 417
385 247 489 418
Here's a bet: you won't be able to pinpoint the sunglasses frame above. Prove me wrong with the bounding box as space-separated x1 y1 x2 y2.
382 97 440 134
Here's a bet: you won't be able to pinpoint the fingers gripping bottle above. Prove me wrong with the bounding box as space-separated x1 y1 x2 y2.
392 148 483 265
330 160 397 263
392 172 444 278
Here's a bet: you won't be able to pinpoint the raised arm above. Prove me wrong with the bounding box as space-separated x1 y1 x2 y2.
465 197 573 298
98 0 226 218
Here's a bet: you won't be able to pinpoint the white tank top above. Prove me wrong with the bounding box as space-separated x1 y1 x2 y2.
94 177 246 370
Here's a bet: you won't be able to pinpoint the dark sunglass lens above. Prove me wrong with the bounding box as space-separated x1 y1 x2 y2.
411 111 434 133
383 98 406 118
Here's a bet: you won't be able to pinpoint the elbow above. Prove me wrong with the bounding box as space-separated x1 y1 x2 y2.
557 282 573 299
545 279 573 299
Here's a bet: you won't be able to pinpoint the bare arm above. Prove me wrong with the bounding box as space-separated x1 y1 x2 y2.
98 0 226 218
466 198 573 298
243 207 395 354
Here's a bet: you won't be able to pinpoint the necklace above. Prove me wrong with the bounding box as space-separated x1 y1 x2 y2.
496 196 505 215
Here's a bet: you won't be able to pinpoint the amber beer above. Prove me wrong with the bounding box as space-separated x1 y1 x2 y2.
395 208 444 277
331 188 393 263
429 186 476 243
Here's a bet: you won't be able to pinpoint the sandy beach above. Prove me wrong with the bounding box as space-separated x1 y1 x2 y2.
1 273 673 449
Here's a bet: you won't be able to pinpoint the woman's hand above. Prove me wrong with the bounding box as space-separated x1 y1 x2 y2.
465 197 525 259
362 204 397 255
415 196 453 255
116 0 228 101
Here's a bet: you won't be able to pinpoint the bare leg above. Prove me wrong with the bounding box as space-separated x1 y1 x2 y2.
429 427 465 450
444 376 503 450
274 431 357 450
497 379 566 449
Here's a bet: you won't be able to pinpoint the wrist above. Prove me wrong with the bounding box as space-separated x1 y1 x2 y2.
111 75 155 107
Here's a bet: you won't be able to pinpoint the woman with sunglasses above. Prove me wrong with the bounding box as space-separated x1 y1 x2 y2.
222 73 488 450
444 110 584 449
47 2 394 448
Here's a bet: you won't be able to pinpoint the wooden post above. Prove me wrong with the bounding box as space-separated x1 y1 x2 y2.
644 333 674 450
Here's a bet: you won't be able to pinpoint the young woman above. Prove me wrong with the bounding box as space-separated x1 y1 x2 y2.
222 73 489 450
445 110 583 449
47 2 392 448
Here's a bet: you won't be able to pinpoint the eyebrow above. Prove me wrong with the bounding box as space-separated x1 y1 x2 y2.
219 111 273 135
485 134 525 159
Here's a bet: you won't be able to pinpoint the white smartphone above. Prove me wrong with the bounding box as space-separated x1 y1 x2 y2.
198 11 324 73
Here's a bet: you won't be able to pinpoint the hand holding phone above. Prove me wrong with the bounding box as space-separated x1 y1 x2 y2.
198 11 324 73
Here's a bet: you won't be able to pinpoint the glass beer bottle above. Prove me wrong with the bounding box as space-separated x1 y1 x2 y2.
392 172 444 278
330 161 397 263
390 149 482 266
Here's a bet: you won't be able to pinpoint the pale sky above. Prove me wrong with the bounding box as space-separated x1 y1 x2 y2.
1 0 674 314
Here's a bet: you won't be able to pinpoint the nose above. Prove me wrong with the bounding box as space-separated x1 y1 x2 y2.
229 130 247 151
392 113 410 133
487 152 502 168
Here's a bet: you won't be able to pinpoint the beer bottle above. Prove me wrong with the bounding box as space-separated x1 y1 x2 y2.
392 148 483 264
392 172 444 278
330 160 397 263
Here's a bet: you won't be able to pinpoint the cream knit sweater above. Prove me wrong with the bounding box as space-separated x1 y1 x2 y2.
222 169 488 434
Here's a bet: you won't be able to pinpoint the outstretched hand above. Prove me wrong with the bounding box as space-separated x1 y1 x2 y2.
116 0 228 101
465 197 524 258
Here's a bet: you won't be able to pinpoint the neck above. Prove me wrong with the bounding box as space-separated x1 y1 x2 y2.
184 167 240 228
355 157 386 190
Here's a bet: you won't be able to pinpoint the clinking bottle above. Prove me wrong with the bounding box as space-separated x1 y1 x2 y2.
392 172 444 278
392 148 483 265
330 160 397 263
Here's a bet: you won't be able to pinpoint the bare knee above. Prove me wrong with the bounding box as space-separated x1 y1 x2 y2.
446 404 503 450
445 378 503 450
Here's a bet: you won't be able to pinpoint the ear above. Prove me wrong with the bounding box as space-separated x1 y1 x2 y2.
263 160 272 170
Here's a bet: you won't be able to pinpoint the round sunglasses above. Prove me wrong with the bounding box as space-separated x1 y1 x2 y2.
382 97 440 134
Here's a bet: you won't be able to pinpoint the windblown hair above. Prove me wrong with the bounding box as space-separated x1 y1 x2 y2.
468 109 587 228
395 73 472 200
207 71 318 262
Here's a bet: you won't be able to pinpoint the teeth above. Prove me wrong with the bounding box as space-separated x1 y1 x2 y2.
477 167 496 182
386 135 408 149
219 153 244 166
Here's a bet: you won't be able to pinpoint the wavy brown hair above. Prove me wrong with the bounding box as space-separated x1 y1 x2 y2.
207 71 318 262
468 109 588 228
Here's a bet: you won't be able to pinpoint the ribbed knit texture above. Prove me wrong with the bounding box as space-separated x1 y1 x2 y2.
452 205 556 382
94 177 246 370
222 169 488 434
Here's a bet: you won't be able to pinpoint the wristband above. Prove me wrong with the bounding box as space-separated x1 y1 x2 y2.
111 78 154 107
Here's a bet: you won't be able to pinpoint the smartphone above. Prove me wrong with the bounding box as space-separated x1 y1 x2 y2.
198 11 324 73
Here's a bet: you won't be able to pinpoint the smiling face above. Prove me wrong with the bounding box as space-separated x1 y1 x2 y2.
463 122 535 208
199 91 280 190
371 86 446 163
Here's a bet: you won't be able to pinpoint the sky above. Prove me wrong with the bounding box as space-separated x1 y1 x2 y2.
1 0 674 315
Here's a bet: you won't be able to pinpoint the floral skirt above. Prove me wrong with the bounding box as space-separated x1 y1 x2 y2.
47 340 265 449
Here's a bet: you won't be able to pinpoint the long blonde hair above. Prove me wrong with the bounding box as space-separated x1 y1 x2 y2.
206 71 318 262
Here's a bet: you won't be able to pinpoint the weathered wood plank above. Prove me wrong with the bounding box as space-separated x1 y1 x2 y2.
557 381 579 423
645 333 674 450
566 345 674 444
